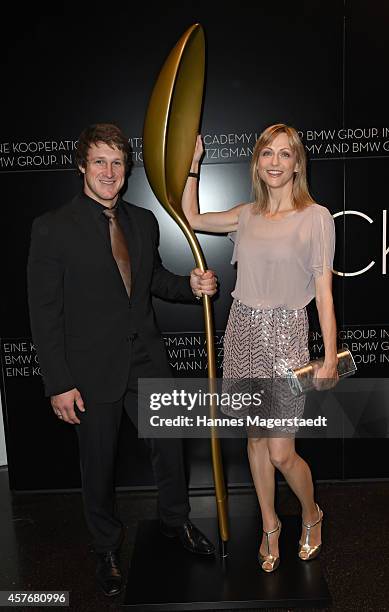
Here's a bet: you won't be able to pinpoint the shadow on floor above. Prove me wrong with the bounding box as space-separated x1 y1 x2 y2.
1 468 388 611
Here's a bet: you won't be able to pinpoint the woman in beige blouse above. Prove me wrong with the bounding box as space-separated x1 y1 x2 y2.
182 124 338 573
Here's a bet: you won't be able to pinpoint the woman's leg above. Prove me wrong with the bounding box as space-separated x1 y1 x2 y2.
247 437 280 564
267 437 322 548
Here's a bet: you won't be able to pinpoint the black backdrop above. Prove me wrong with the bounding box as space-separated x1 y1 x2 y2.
0 0 388 491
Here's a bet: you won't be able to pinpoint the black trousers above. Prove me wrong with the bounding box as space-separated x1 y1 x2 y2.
75 336 190 553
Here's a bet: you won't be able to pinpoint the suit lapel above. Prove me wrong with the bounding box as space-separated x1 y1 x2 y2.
121 202 142 290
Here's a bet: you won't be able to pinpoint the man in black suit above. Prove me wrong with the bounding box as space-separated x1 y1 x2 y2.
27 123 216 597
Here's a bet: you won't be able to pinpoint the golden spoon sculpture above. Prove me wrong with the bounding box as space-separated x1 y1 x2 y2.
142 23 229 553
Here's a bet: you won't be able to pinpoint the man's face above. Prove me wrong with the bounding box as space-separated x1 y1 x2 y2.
80 142 126 208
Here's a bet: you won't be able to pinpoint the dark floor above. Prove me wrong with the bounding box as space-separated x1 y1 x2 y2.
1 468 389 611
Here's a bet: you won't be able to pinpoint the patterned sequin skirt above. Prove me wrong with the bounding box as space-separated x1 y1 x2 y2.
222 299 310 434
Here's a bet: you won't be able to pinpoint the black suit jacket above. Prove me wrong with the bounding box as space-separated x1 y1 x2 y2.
27 194 195 401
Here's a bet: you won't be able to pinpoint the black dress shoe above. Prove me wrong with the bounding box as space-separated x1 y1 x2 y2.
160 519 215 555
96 551 122 597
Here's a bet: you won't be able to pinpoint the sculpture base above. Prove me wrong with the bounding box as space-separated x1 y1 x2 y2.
123 516 331 609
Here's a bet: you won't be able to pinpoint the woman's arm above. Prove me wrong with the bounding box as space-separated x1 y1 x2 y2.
314 269 338 383
182 135 245 232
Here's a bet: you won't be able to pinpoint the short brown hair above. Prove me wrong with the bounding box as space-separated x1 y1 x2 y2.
251 123 315 213
75 123 132 171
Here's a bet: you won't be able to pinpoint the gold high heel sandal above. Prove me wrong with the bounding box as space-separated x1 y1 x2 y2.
258 519 281 573
298 503 323 561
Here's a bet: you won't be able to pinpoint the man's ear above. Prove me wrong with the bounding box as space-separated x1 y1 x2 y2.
78 165 86 174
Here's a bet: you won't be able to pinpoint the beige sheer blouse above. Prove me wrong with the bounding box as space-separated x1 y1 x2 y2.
230 203 335 310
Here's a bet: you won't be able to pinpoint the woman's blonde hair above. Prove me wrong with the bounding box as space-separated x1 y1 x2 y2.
250 123 315 213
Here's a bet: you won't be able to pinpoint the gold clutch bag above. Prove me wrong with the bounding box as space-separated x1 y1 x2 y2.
287 349 357 396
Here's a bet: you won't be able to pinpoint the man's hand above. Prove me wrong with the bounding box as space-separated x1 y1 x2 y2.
190 268 217 298
51 388 85 424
